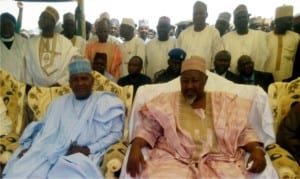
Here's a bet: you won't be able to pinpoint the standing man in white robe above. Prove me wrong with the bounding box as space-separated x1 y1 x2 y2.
264 5 299 81
88 12 122 46
2 58 125 178
138 19 150 43
119 18 146 77
24 6 79 87
0 13 28 83
146 16 176 79
222 4 269 74
176 1 224 70
62 12 86 56
215 12 231 37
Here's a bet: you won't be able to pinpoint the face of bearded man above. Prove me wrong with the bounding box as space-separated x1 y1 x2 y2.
180 70 207 105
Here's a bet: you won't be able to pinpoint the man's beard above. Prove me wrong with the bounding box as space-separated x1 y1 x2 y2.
185 96 197 105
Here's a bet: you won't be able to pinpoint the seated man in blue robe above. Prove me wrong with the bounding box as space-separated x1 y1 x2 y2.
2 58 125 178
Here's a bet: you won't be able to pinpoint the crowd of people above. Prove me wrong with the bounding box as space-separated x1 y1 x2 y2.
1 1 299 92
0 0 300 178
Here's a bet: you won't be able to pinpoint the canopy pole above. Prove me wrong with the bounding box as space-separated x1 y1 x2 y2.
75 0 86 39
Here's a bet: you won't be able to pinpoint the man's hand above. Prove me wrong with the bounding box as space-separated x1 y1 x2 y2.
67 145 90 156
17 2 23 9
246 147 266 173
126 138 148 177
18 148 29 158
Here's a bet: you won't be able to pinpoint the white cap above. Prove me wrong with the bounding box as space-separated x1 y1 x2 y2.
217 12 231 23
121 18 135 28
138 19 149 27
110 18 120 27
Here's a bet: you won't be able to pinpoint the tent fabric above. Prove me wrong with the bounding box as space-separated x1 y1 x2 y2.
15 0 74 2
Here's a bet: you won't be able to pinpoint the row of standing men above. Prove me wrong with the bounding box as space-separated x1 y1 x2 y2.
0 2 299 92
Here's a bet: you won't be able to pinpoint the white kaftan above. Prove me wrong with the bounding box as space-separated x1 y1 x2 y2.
0 34 28 83
146 37 176 79
24 33 79 86
177 25 224 69
222 29 269 73
3 92 125 178
120 37 146 77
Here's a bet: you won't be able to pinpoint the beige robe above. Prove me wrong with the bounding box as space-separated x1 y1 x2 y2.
222 29 269 73
265 31 299 81
71 35 86 56
120 37 146 77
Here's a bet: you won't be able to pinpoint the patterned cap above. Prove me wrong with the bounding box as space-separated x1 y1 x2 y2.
217 12 231 23
110 18 120 27
139 19 149 27
69 57 92 75
44 6 59 24
181 56 206 74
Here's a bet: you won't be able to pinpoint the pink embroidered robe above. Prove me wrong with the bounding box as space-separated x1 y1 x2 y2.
134 91 261 178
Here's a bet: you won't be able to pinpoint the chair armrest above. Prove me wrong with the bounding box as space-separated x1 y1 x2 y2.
0 133 20 164
101 138 129 178
265 143 300 178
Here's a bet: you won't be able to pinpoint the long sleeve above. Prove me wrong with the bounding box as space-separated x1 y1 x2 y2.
87 93 125 154
134 106 163 148
88 116 124 154
18 121 44 149
110 45 122 79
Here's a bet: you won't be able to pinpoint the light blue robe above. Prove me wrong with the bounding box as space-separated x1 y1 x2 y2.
3 92 125 178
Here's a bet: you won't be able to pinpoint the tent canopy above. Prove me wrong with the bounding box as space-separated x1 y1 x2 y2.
15 0 74 2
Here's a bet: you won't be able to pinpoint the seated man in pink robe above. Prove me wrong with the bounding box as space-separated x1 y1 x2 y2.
126 56 267 178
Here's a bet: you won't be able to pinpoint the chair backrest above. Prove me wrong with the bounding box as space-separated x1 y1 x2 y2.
128 71 275 146
27 71 133 138
268 77 300 134
0 68 26 135
121 71 276 178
